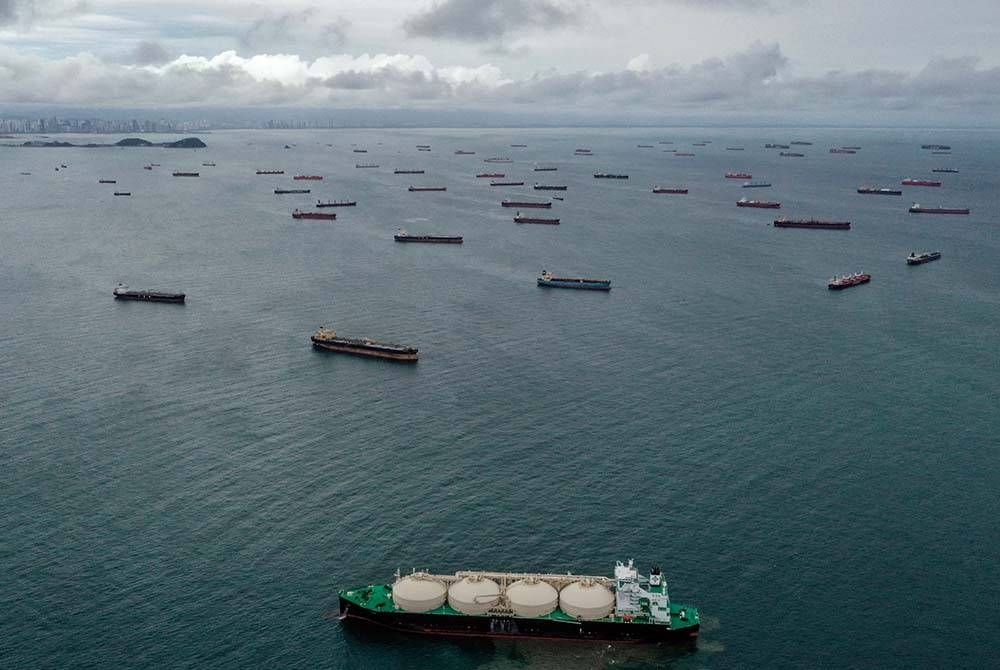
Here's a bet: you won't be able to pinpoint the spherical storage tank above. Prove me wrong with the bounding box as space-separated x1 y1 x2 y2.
506 578 558 617
559 579 615 620
448 575 501 614
392 574 447 612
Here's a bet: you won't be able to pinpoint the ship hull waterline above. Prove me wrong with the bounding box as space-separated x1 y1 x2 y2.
311 339 417 362
339 599 699 644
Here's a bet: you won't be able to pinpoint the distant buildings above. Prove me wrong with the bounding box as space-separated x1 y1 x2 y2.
0 116 211 134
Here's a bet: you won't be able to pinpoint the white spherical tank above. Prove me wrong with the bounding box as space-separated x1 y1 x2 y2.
506 578 558 617
448 575 501 615
559 579 615 620
391 574 447 612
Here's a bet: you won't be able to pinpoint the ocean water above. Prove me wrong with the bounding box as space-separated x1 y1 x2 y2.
1 127 998 670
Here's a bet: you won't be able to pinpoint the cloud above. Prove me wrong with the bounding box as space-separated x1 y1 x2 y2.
129 40 172 66
403 0 576 40
0 0 86 27
0 42 998 119
241 8 350 56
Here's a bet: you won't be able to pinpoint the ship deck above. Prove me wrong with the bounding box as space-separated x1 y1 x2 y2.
339 584 699 629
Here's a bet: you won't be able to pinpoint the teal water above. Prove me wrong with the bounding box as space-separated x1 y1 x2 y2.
2 128 998 669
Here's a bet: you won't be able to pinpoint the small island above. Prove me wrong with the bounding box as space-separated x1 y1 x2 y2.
9 137 207 149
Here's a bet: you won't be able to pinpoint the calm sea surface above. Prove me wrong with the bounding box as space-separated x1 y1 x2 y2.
2 127 998 669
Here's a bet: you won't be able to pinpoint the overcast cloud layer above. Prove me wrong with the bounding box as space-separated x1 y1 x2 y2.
1 0 999 122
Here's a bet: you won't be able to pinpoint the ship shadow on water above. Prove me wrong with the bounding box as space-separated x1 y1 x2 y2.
337 619 705 670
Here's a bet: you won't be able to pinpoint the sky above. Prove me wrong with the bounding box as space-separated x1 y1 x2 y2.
1 0 999 123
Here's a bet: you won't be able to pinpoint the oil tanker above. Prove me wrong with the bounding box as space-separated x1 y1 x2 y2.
774 218 851 230
311 327 417 362
338 560 698 644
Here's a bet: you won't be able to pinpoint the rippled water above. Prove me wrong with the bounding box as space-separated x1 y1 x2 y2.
2 127 998 669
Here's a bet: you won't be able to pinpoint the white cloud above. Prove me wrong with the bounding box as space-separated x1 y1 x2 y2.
626 54 652 72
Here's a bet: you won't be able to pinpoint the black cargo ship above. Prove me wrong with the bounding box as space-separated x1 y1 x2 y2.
113 284 185 304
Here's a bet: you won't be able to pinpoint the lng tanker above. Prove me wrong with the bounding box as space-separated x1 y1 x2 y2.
338 559 699 644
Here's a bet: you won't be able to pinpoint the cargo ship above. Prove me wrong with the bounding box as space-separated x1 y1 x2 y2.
113 283 185 304
931 168 959 173
409 186 447 192
907 251 941 265
534 166 558 172
857 186 902 195
98 179 117 184
652 187 688 194
502 200 551 208
394 229 463 244
113 191 131 196
515 212 560 224
477 172 504 178
533 184 567 191
594 173 628 179
737 197 780 209
294 175 323 180
202 162 216 167
537 271 611 291
292 209 336 220
394 169 425 174
673 152 696 157
725 147 745 151
454 150 475 155
921 144 951 150
316 200 357 207
725 172 752 179
742 181 771 188
510 144 528 148
415 145 431 149
790 141 813 145
764 143 790 149
902 178 941 187
275 188 310 194
779 152 805 157
256 170 284 175
353 149 368 153
484 157 513 163
338 560 698 644
356 163 379 169
172 171 199 177
774 218 850 230
574 148 593 155
908 204 970 214
311 327 417 362
829 148 856 154
491 181 525 187
828 273 871 290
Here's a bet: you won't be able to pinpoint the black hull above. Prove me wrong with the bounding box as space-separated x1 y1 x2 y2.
114 292 185 303
339 600 698 645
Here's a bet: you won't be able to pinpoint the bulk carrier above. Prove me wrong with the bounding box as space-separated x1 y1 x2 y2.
339 560 698 644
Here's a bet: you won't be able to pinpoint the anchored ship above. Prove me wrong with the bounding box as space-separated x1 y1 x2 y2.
490 181 525 187
172 171 199 177
908 204 970 214
394 169 425 174
394 229 463 244
292 209 336 220
902 178 941 187
311 327 417 362
829 148 856 154
857 186 902 195
779 152 805 157
742 181 771 188
477 172 504 178
921 144 951 150
484 157 513 163
275 188 310 194
515 212 560 224
316 200 357 207
356 163 379 169
113 191 131 196
828 273 871 290
533 184 567 191
294 175 323 180
113 284 185 304
502 200 552 208
931 168 959 173
98 179 116 184
256 170 284 175
737 197 780 209
338 560 698 644
594 173 628 179
454 150 475 155
409 186 447 192
725 172 752 179
907 251 941 265
537 271 611 291
774 218 850 230
652 187 688 194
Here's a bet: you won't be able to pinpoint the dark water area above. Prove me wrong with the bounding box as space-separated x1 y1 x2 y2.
1 127 998 669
